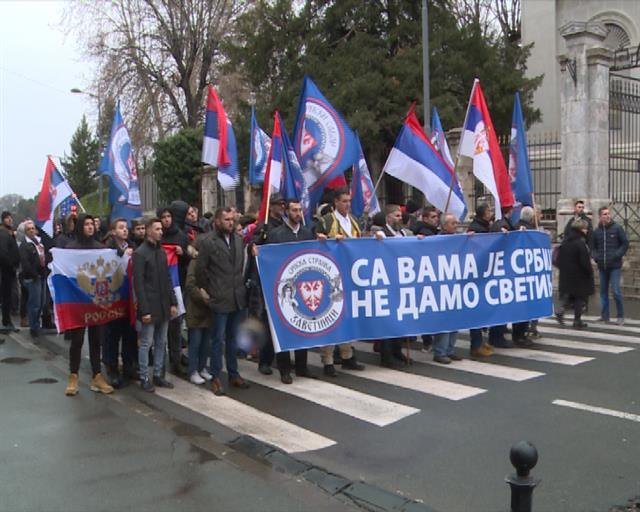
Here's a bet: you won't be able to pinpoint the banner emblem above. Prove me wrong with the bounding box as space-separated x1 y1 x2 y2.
275 252 344 336
76 256 125 305
299 101 342 188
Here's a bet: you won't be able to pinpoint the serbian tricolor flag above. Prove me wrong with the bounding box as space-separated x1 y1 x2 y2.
47 248 130 332
293 76 358 218
35 157 74 236
257 112 285 223
382 106 467 221
162 244 186 316
350 135 380 217
458 79 514 218
202 85 239 191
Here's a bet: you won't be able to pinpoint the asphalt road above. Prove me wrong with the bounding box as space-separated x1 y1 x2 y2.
3 304 640 512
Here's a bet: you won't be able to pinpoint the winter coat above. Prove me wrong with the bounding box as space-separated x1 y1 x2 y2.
413 221 439 236
66 214 105 249
0 225 19 270
467 217 491 234
558 229 594 298
184 258 212 329
132 239 177 322
563 213 593 246
267 221 315 244
490 216 515 232
19 238 50 280
591 221 629 270
195 230 247 314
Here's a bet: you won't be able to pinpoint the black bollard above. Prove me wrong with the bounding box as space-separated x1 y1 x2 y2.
505 441 541 512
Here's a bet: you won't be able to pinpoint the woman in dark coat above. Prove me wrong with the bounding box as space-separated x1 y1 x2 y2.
556 219 594 328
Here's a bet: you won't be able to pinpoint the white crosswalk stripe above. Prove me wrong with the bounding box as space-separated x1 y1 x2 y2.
354 342 545 382
552 399 640 423
155 378 336 453
237 360 419 426
307 352 486 401
531 337 634 354
456 340 594 365
539 318 640 335
548 315 640 327
538 325 640 344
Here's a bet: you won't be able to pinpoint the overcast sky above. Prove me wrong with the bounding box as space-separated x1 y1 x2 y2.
0 0 93 199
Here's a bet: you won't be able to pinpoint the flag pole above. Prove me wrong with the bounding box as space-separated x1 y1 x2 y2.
443 79 479 216
532 192 539 229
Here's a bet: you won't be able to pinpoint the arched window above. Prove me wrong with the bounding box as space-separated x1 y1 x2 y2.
603 23 631 50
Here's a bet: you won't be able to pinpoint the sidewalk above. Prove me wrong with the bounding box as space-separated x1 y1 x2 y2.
0 334 357 512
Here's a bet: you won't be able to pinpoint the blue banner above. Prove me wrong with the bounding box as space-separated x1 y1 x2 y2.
256 232 553 352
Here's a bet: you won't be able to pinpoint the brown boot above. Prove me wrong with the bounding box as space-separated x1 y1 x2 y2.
211 377 225 396
229 375 250 389
90 372 114 394
65 373 79 396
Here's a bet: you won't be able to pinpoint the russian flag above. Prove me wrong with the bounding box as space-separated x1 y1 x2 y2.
35 157 74 236
458 79 514 218
162 244 186 316
47 248 130 332
382 107 467 221
350 135 380 218
202 85 239 191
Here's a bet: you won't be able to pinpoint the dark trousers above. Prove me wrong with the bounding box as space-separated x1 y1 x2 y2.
469 329 483 349
488 324 506 343
19 276 28 319
512 322 529 341
259 326 308 372
103 318 138 372
1 268 15 326
380 338 406 362
167 316 183 365
69 325 103 376
559 295 586 322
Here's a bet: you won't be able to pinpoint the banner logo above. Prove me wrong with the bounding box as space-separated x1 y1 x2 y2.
76 256 126 305
275 252 344 336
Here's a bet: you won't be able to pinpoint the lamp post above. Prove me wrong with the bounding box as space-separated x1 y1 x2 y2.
70 88 105 212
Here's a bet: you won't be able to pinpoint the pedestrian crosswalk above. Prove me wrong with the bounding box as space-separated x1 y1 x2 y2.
151 316 638 454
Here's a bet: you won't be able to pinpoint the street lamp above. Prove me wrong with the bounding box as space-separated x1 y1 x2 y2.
71 87 105 211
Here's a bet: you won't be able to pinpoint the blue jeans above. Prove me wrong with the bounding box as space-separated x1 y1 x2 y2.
23 278 43 331
188 327 211 375
599 268 623 320
433 331 458 357
138 320 168 380
209 310 242 379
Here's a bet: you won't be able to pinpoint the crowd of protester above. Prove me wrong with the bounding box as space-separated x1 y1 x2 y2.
0 192 630 396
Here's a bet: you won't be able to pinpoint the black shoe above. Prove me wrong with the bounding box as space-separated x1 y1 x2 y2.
380 357 401 369
29 328 39 338
153 376 174 389
555 312 565 326
323 364 337 377
333 346 343 365
448 353 463 361
258 364 273 375
514 337 534 348
280 371 293 384
107 369 123 389
490 338 514 348
573 321 588 329
341 357 365 371
295 368 317 379
140 378 155 393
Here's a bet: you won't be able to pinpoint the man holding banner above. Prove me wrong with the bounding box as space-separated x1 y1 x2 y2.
316 187 365 376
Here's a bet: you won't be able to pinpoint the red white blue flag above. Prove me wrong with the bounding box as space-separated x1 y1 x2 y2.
350 135 380 218
382 107 467 221
293 76 358 218
48 248 130 332
35 157 74 236
202 85 239 191
162 244 186 316
458 79 514 218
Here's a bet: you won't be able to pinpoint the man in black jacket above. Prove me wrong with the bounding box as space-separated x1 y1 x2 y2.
259 199 318 383
18 220 50 337
196 206 250 396
592 206 629 325
0 211 19 331
133 217 178 392
563 200 593 245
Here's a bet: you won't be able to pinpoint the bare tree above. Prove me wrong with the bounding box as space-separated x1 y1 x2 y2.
447 0 521 43
66 0 245 154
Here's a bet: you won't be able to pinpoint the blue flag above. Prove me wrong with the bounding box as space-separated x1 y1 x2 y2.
430 107 455 169
350 135 380 218
278 112 309 212
293 76 359 219
99 102 142 221
249 106 271 185
508 92 534 222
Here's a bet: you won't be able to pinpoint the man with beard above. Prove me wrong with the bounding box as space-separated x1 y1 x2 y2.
196 207 250 396
128 217 146 248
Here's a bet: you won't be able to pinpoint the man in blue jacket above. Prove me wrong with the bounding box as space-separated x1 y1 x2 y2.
591 206 629 325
